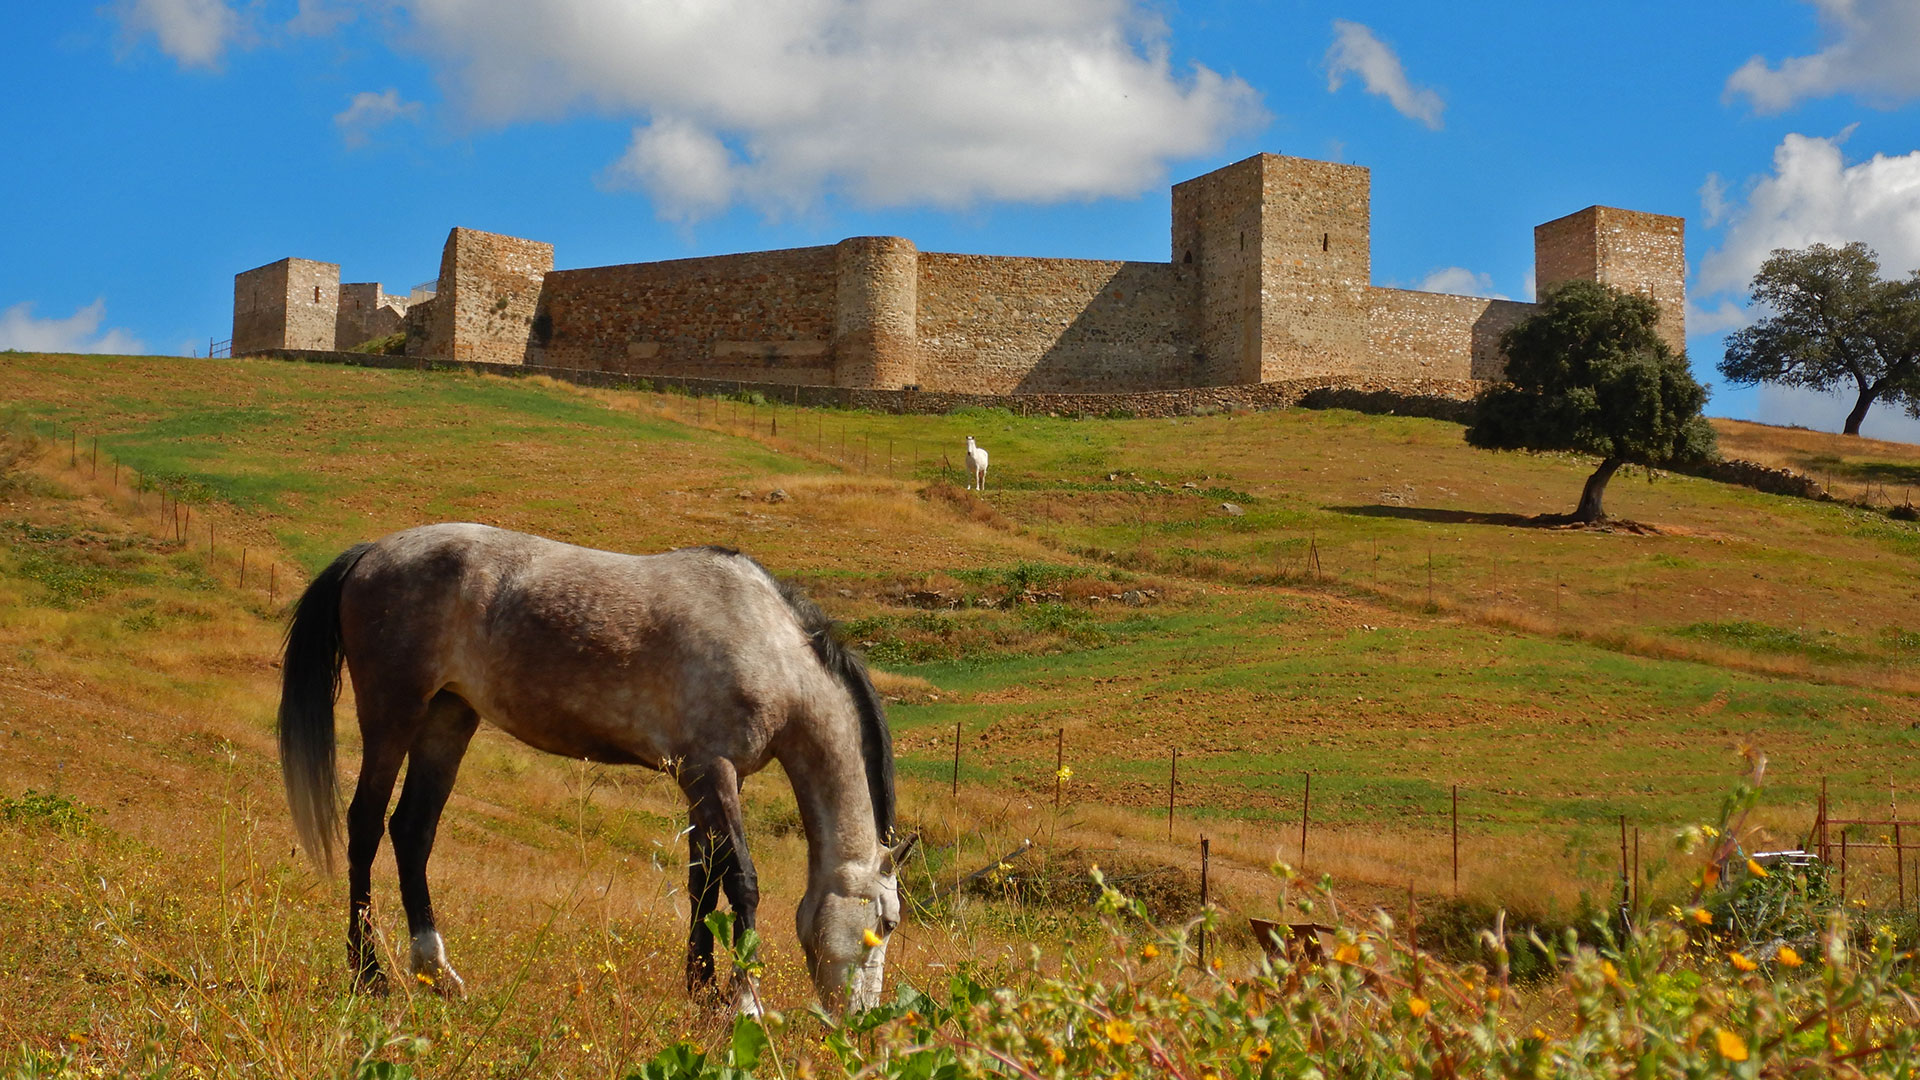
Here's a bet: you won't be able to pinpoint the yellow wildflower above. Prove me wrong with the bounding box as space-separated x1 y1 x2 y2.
1702 825 1720 838
1600 960 1619 986
1245 1040 1273 1064
1690 907 1713 925
415 972 435 986
1729 951 1758 972
1746 857 1768 878
1777 945 1803 967
1103 1018 1135 1045
862 928 883 948
1056 766 1073 782
1333 943 1360 964
1141 943 1159 959
1408 996 1430 1018
1048 1045 1066 1065
1714 1028 1749 1062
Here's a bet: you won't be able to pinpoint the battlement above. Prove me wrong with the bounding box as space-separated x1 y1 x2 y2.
232 152 1686 394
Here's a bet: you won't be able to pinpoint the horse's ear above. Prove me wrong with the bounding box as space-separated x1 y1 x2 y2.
886 831 920 872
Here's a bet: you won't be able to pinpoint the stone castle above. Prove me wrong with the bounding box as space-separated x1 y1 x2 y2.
232 152 1685 394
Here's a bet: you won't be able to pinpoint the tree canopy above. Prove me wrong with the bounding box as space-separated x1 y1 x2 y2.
1467 279 1716 523
1719 242 1920 435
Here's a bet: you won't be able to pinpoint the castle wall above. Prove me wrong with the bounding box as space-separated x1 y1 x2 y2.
403 296 444 359
335 282 407 350
236 152 1690 393
1367 288 1534 381
532 246 840 384
916 253 1195 393
1535 206 1686 355
232 257 339 354
433 228 554 364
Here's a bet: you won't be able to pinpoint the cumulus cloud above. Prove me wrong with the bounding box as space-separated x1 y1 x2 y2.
0 300 145 355
390 0 1262 219
1695 131 1920 301
115 0 241 67
1413 267 1506 299
334 88 423 148
1325 20 1444 130
1725 0 1920 113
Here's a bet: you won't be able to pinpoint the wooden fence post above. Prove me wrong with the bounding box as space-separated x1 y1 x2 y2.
1300 772 1312 867
1198 836 1210 970
1166 748 1179 840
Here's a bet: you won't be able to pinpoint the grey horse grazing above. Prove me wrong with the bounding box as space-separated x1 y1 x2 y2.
277 523 913 1012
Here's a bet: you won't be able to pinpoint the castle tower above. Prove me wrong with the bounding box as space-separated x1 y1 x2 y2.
1172 153 1372 384
418 227 554 364
1534 207 1686 355
832 236 920 388
232 257 340 355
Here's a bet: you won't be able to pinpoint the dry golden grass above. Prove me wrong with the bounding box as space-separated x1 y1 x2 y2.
3 357 1919 1074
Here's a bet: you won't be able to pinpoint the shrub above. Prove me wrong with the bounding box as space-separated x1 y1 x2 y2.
1 790 98 834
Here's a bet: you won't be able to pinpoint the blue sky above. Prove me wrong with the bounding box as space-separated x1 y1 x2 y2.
5 0 1920 440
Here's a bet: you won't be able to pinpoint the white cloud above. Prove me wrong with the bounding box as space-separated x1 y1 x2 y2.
334 88 423 148
1699 172 1731 227
1325 20 1443 130
1725 0 1920 113
1413 267 1506 299
0 300 145 355
1695 131 1920 301
115 0 241 68
393 0 1262 219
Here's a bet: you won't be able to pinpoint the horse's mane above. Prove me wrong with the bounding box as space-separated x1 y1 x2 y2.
765 570 896 843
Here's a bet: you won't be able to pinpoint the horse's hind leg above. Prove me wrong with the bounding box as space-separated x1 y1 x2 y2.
389 690 480 996
346 731 409 991
680 759 760 1011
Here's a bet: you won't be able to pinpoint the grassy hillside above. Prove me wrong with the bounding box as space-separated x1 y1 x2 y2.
2 351 1918 1073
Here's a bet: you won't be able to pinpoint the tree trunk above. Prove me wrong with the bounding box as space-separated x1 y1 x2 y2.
1843 385 1879 436
1572 457 1622 524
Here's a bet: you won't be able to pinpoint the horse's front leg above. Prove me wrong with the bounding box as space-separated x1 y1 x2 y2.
680 759 760 1012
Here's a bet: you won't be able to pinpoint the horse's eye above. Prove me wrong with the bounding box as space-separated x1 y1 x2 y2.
879 915 899 936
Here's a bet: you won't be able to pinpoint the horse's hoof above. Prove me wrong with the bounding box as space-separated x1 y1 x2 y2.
353 968 390 997
730 979 764 1018
412 966 467 998
410 930 467 998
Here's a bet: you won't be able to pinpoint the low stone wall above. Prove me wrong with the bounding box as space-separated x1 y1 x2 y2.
252 348 1359 415
1676 458 1831 500
1296 383 1479 422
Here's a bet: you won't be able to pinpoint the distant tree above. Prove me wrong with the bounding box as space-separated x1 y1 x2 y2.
1467 280 1716 524
1720 242 1920 436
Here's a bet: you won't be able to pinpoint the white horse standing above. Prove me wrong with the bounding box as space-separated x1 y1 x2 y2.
965 436 989 491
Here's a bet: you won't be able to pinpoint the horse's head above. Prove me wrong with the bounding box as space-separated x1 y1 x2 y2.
797 832 918 1012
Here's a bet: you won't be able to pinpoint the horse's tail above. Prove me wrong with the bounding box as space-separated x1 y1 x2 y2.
776 578 896 841
278 542 374 874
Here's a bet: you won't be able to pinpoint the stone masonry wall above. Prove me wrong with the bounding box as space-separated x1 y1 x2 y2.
232 258 339 354
1535 206 1686 355
335 282 408 350
434 228 554 365
532 245 839 384
1258 155 1372 381
1366 288 1535 380
915 253 1196 393
1170 155 1261 385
